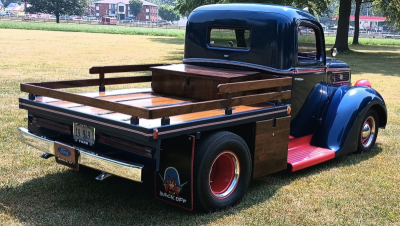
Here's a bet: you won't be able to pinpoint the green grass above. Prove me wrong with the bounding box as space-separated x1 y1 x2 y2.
0 20 185 37
1 29 400 225
325 36 400 46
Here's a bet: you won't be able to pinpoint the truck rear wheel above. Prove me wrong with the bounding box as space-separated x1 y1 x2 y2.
357 109 379 153
194 131 251 212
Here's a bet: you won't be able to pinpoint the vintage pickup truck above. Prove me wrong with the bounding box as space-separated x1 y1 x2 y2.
17 4 387 212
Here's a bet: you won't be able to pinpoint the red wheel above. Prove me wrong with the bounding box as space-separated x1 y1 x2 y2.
360 116 376 149
194 131 251 212
209 151 240 199
358 109 379 152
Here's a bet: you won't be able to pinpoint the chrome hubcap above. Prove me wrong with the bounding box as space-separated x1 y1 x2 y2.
361 116 376 148
362 124 371 139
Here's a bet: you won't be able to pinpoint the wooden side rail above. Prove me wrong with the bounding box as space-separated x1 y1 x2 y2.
22 81 291 120
217 77 292 94
149 91 291 119
29 76 152 89
89 64 168 91
21 64 292 124
89 64 168 74
21 83 151 118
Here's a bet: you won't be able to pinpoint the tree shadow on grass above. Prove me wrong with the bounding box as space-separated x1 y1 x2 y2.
148 37 185 45
241 146 382 208
162 50 184 61
325 45 400 77
147 38 184 62
0 146 382 225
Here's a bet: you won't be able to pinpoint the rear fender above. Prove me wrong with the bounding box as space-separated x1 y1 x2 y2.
312 86 387 156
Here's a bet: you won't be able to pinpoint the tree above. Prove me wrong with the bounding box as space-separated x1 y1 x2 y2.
352 0 362 44
3 0 21 7
129 0 143 19
352 0 376 45
159 4 180 21
146 0 176 6
374 0 400 30
333 0 351 52
176 0 215 16
25 0 88 23
176 0 331 17
352 0 400 44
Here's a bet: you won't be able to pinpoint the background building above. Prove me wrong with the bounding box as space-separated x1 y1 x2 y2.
95 0 157 21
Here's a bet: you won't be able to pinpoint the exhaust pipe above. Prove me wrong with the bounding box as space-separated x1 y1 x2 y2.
95 172 112 181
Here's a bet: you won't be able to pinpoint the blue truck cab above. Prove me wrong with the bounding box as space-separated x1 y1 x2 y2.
185 3 387 155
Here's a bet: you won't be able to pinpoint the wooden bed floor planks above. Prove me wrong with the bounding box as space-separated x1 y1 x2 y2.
135 104 274 128
118 96 193 108
34 88 275 128
44 93 160 109
35 88 156 107
35 87 154 104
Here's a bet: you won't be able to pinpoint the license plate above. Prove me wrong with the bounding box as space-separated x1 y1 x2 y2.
54 142 79 171
73 123 95 146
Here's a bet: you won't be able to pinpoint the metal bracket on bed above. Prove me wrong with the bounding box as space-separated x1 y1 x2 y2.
130 116 140 125
161 117 170 126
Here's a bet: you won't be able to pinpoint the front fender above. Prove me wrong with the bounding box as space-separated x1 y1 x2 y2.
312 85 387 156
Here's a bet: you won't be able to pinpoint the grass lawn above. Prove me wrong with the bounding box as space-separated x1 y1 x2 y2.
324 36 400 46
0 20 186 37
0 29 399 225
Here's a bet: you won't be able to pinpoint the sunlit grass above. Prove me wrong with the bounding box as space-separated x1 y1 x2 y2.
0 29 399 225
325 36 400 46
0 20 185 37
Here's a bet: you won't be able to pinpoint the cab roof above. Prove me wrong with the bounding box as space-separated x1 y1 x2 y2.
192 3 318 22
184 3 324 72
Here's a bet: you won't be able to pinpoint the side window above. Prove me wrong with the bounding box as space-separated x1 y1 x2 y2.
209 28 251 49
297 25 318 62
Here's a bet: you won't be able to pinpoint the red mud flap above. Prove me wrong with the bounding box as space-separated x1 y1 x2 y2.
288 135 335 172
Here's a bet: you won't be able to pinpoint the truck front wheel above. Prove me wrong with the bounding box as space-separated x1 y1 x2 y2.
357 109 379 152
194 131 252 212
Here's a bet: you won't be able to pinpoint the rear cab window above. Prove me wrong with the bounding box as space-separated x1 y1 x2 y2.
209 28 251 49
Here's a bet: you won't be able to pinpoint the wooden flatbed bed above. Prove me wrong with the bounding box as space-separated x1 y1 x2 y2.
19 64 292 141
34 88 275 128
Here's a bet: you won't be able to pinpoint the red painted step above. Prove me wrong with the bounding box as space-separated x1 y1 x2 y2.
288 135 335 172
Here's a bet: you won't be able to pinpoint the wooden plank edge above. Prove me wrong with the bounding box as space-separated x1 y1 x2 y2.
149 91 291 118
217 77 292 94
89 64 169 74
26 76 152 89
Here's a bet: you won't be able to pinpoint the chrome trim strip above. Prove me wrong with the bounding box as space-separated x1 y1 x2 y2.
184 58 330 75
183 58 295 74
18 127 142 182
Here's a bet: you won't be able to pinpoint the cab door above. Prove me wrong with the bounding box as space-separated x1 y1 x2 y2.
290 21 326 138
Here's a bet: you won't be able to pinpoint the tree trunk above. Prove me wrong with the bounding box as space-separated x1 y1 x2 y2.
56 13 60 23
334 0 352 52
353 0 362 45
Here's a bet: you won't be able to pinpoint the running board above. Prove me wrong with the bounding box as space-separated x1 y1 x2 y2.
287 135 335 172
